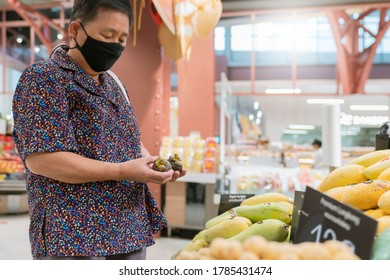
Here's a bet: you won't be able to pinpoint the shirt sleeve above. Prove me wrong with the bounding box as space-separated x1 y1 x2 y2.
12 63 78 162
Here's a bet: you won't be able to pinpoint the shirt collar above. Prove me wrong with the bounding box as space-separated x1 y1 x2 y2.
51 45 101 95
51 45 124 107
51 45 82 72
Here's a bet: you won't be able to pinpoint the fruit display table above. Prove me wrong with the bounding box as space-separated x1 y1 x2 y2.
163 172 219 237
0 180 28 215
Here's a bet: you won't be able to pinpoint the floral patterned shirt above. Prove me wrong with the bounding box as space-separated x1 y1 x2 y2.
12 46 167 257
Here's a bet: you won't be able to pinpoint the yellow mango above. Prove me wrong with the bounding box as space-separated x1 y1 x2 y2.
317 164 367 192
348 149 390 167
363 156 390 180
364 208 387 219
340 180 390 210
378 168 390 181
377 216 390 235
240 192 291 206
378 191 390 215
324 187 346 201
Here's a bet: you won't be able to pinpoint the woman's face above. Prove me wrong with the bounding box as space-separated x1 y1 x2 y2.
73 9 130 48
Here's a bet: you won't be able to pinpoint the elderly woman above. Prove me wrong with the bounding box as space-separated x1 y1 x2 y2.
12 0 185 260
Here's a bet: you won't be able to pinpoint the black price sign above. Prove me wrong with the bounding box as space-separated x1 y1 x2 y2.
290 190 305 243
295 187 378 260
218 194 254 215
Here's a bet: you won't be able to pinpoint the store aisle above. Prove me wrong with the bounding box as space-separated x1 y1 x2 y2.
0 214 189 260
0 214 31 260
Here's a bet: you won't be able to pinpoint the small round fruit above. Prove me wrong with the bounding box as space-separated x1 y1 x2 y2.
168 154 183 172
152 157 172 172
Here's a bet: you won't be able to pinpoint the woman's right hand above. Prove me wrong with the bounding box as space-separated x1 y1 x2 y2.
119 156 174 184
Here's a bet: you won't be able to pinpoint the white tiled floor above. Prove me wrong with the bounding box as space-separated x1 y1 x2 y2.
0 214 190 260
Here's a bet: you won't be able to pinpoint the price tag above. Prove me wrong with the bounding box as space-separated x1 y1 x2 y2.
295 187 377 260
290 190 305 243
218 194 254 215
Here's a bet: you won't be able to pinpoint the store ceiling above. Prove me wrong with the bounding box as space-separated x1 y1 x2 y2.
221 0 390 12
0 0 72 8
0 0 388 9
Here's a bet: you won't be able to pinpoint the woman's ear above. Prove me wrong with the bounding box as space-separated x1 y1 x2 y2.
68 21 81 46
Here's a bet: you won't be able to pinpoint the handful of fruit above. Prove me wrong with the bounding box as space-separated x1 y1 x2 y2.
152 154 183 172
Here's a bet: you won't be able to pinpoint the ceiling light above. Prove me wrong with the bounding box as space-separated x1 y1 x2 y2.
249 114 254 121
299 158 314 164
256 118 261 125
265 88 301 94
254 101 259 110
288 124 315 130
16 37 23 44
307 99 345 104
34 47 40 53
57 33 64 40
257 111 263 118
341 131 360 136
350 105 389 111
283 129 308 135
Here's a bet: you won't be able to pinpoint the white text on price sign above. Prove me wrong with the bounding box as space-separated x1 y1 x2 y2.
295 187 377 259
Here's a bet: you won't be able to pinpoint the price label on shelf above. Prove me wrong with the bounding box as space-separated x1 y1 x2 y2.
218 194 254 215
295 187 377 260
290 190 305 243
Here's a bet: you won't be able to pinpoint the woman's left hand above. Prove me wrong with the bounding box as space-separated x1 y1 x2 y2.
170 169 187 182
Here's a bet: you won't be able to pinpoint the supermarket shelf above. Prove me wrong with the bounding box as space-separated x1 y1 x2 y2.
0 180 26 194
177 172 218 184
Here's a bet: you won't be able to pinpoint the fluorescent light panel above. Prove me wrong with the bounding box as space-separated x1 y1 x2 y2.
283 129 308 135
288 124 316 130
307 99 345 104
265 88 302 94
350 105 389 111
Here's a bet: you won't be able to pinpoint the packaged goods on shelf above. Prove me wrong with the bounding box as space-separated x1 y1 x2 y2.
159 135 220 174
0 152 24 174
229 165 328 197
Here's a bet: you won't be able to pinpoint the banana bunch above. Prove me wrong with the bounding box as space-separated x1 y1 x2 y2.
317 149 390 235
174 192 293 259
176 236 359 260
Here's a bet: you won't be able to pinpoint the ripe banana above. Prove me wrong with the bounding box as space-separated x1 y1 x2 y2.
205 208 237 229
317 164 367 192
228 219 289 242
348 149 390 168
240 192 291 206
378 191 390 214
338 180 390 210
193 216 252 243
363 156 390 180
235 201 292 224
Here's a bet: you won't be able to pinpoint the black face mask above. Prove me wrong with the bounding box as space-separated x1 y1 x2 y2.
71 22 125 72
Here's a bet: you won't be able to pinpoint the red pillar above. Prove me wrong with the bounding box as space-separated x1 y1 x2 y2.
177 33 216 138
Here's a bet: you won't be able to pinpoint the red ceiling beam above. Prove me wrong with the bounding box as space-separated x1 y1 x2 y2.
7 0 69 53
327 8 390 95
222 2 390 18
